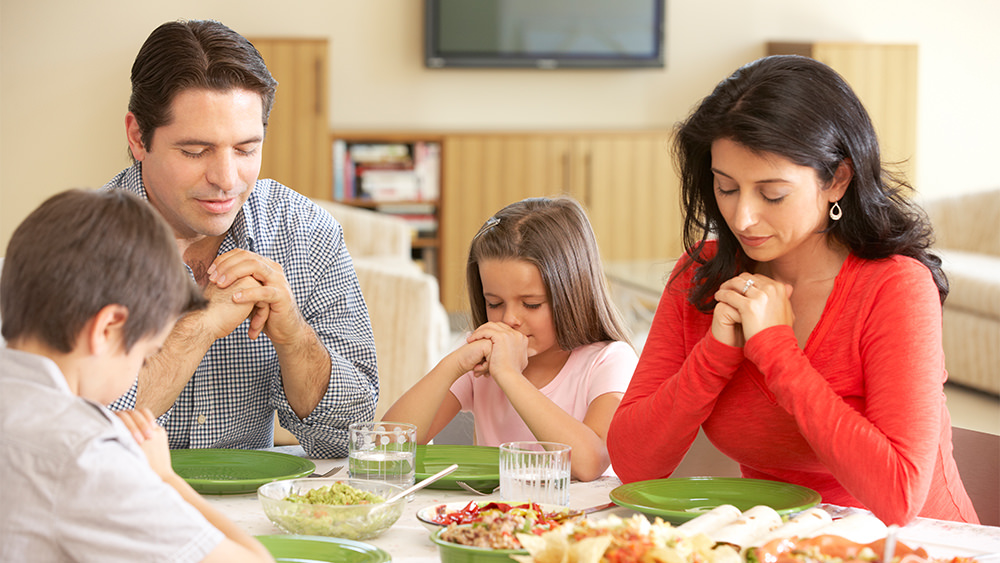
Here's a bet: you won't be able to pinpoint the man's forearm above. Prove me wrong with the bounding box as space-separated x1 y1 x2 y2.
274 325 332 419
136 313 217 417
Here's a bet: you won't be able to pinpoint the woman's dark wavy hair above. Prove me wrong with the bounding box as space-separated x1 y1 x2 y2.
672 55 947 312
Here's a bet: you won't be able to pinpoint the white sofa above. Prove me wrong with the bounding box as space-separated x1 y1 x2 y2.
311 200 451 418
923 189 1000 396
274 200 450 444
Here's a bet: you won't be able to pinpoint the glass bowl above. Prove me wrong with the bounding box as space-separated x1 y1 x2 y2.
257 478 405 540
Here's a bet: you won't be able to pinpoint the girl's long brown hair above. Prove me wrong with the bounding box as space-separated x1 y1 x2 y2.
466 196 631 350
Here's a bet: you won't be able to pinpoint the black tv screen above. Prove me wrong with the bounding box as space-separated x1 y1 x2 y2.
425 0 665 69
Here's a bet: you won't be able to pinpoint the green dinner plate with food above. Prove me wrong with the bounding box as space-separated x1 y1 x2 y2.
610 477 821 524
414 444 499 492
171 448 315 495
256 535 391 563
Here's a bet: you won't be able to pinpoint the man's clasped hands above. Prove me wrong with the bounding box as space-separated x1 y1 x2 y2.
202 249 309 346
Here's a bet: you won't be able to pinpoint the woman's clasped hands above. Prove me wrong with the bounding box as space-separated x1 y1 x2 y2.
712 274 795 348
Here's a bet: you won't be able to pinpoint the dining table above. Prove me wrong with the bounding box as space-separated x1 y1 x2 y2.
204 446 1000 562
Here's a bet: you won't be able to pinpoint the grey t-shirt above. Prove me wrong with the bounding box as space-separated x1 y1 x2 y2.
0 348 224 562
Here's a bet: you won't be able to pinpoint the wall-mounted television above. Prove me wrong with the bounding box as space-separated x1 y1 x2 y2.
424 0 666 69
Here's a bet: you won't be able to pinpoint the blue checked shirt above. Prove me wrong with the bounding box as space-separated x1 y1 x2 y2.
106 163 379 458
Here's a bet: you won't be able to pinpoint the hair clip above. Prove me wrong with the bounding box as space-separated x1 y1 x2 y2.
473 216 500 240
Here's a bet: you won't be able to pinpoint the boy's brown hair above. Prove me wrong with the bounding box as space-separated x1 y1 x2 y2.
1 189 205 352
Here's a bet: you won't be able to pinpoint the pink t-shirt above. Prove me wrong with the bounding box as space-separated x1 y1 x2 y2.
449 341 637 446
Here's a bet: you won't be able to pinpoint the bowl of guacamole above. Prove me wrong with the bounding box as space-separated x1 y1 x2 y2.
257 478 406 540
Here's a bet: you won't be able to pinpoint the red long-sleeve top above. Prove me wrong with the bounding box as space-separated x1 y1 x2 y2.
607 242 979 526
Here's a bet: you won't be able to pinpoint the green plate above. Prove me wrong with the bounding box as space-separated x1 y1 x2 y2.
610 477 821 524
257 535 391 563
415 444 499 491
171 448 315 494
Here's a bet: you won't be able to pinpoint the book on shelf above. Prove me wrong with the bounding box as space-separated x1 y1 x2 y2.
376 203 438 237
397 215 438 237
413 141 440 200
349 143 411 165
332 139 441 203
375 203 436 215
361 168 420 201
332 139 346 200
332 139 357 200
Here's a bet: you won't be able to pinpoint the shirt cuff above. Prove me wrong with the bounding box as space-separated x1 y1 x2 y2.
698 329 746 375
744 325 798 376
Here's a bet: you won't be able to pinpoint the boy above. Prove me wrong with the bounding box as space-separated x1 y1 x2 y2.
0 190 273 562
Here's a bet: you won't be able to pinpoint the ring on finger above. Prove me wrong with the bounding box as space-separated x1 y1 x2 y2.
740 278 755 296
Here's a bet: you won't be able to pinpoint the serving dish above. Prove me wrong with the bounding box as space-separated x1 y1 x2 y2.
171 448 315 494
609 476 821 524
257 478 406 540
430 526 528 563
415 500 570 532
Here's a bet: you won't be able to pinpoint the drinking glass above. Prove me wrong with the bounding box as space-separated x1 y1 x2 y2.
348 422 417 494
499 441 571 506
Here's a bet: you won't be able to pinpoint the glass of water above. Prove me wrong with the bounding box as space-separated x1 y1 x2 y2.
348 422 417 495
499 441 571 506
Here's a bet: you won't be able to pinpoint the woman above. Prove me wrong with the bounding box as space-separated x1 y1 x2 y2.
607 55 979 525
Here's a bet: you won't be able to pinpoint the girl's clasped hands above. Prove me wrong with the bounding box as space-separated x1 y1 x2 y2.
460 322 530 380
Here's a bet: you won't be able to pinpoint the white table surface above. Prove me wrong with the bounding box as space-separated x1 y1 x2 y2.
206 447 1000 562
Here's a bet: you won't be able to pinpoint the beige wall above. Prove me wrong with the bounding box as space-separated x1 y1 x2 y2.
2 0 998 250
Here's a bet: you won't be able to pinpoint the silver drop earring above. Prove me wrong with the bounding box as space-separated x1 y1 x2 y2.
829 201 843 221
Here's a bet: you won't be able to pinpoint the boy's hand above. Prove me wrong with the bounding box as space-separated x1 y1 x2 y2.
115 408 174 480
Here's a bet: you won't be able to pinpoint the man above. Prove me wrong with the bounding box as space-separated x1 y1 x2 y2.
1 189 273 562
107 19 378 457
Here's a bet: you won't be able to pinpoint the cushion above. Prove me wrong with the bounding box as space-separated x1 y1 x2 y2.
937 249 1000 319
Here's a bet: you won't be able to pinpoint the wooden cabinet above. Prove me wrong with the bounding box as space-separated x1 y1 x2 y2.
767 42 918 185
577 133 681 264
249 38 331 200
440 131 680 312
325 130 681 312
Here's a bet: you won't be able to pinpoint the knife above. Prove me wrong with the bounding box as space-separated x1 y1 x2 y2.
555 501 617 521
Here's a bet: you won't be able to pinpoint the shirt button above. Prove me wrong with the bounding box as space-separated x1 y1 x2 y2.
197 414 207 425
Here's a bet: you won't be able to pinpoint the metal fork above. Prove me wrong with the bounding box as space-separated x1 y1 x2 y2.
456 481 499 495
308 464 345 478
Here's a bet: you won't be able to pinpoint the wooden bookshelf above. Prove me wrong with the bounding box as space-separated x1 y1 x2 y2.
330 132 444 283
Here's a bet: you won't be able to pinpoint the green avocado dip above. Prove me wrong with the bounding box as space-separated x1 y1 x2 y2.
284 482 385 505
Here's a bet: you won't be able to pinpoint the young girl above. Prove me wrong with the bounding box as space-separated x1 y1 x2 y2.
383 196 637 481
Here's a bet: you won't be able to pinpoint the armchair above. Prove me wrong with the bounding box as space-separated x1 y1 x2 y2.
311 200 451 419
923 189 1000 396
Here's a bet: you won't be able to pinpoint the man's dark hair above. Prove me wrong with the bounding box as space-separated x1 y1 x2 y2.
127 19 278 160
